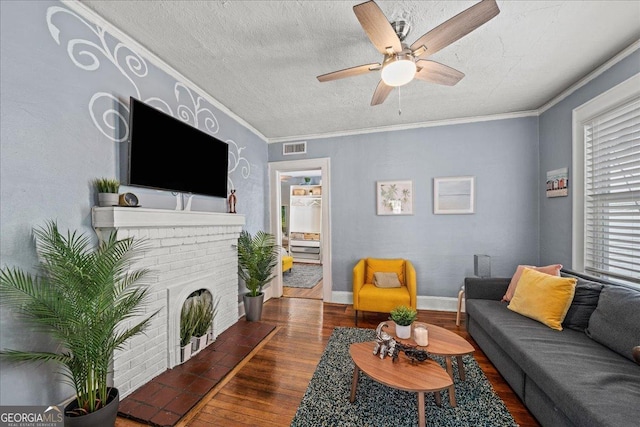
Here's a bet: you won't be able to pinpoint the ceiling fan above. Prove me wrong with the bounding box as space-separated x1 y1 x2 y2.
317 0 500 106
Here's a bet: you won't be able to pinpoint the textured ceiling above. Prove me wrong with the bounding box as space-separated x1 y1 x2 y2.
79 1 640 141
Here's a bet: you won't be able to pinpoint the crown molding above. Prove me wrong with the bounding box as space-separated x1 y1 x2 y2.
538 39 640 114
266 110 539 144
61 0 268 143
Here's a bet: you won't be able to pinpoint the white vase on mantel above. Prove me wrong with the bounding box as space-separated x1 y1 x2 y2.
98 193 119 207
395 323 412 339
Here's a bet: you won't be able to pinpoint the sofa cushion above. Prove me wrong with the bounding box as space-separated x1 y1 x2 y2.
562 279 603 331
587 285 640 362
365 258 405 286
507 268 576 330
503 264 562 301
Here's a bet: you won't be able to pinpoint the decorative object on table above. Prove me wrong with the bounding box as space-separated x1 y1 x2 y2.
377 180 413 215
0 221 158 426
118 192 139 207
94 177 120 207
390 305 418 339
413 322 429 346
228 189 237 213
393 342 432 363
237 230 279 321
434 176 475 214
546 167 568 197
474 254 491 278
291 327 517 427
372 322 397 359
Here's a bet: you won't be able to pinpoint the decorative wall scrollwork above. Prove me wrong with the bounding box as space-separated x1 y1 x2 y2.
46 5 250 184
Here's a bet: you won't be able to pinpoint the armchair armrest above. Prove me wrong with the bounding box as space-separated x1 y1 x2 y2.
352 259 366 309
405 260 417 309
465 277 510 301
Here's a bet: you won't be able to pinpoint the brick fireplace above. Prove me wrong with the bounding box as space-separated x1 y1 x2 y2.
91 207 244 398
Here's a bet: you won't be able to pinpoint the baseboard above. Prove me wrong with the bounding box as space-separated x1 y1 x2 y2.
330 291 458 312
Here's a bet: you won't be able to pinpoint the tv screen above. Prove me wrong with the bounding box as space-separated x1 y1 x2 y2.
128 97 229 198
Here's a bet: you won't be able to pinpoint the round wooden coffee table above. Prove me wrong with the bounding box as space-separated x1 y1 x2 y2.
349 341 453 427
385 322 475 407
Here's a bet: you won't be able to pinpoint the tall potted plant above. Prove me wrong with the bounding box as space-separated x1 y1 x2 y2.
0 221 157 427
94 178 120 207
237 230 279 321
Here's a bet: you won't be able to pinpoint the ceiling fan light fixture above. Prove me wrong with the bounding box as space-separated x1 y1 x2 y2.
381 54 416 87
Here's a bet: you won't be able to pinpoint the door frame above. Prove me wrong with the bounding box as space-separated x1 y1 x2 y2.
267 158 332 301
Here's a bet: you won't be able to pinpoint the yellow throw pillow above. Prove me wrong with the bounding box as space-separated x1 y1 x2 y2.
508 268 577 331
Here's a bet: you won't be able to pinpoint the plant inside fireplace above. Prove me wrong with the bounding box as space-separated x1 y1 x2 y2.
0 221 158 425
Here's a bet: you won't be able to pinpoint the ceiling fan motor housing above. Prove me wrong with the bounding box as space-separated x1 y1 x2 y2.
391 20 410 41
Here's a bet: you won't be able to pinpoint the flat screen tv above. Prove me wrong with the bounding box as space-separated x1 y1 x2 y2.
128 97 229 198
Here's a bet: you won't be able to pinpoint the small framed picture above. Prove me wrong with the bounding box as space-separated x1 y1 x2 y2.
377 180 413 215
434 176 475 214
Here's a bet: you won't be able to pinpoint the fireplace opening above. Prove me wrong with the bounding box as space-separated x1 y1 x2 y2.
180 289 217 363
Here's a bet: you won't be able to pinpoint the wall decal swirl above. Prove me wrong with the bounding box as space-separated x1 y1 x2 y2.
46 5 250 183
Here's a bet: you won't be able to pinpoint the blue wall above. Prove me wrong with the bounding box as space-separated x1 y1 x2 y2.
0 1 266 406
538 50 640 266
270 117 541 297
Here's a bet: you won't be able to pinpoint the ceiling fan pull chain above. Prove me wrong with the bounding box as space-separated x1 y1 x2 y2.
398 87 402 116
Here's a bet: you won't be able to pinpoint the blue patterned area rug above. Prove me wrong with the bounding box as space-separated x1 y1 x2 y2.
283 263 323 289
291 327 517 427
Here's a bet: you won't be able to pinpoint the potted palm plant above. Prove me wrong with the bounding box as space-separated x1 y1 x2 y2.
237 230 279 321
94 178 120 207
0 221 157 427
390 305 418 339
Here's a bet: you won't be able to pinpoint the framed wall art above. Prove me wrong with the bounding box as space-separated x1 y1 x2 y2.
546 167 568 197
377 180 413 215
434 176 475 214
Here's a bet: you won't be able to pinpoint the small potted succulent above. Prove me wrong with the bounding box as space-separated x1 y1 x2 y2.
94 178 120 207
390 305 418 339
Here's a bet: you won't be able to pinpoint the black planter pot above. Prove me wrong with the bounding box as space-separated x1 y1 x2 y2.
243 293 264 321
64 387 119 427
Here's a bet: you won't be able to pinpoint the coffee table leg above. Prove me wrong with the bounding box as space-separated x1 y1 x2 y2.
457 356 466 381
445 357 457 407
350 367 359 403
434 390 442 407
418 392 426 427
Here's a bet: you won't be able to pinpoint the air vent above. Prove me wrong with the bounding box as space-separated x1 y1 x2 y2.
283 141 307 155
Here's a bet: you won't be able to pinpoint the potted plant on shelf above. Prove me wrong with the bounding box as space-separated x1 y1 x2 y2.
390 305 418 339
237 230 279 321
0 221 157 427
94 178 120 207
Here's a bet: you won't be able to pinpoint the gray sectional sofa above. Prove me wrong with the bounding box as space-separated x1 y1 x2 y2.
464 270 640 427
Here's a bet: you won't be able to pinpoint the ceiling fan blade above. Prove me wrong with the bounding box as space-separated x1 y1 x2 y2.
415 60 465 86
353 1 402 55
410 0 500 58
317 63 381 82
371 80 393 106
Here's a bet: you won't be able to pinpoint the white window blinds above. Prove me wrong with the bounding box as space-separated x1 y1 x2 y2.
583 97 640 285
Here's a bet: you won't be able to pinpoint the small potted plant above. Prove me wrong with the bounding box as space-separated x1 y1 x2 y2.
191 293 218 354
180 299 196 363
237 230 279 321
390 305 418 339
94 178 120 207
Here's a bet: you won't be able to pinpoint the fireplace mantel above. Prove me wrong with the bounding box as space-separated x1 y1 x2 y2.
92 206 245 229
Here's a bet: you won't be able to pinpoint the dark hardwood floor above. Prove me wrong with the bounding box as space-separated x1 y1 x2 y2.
117 297 540 427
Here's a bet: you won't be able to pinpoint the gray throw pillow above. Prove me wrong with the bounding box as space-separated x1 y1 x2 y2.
586 285 640 362
562 279 603 331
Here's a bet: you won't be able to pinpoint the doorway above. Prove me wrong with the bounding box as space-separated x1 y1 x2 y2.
268 158 332 302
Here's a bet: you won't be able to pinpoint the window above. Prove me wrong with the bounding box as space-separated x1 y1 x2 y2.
573 74 640 287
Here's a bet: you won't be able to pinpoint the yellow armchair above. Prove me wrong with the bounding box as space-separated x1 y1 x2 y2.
281 248 293 273
353 258 417 325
